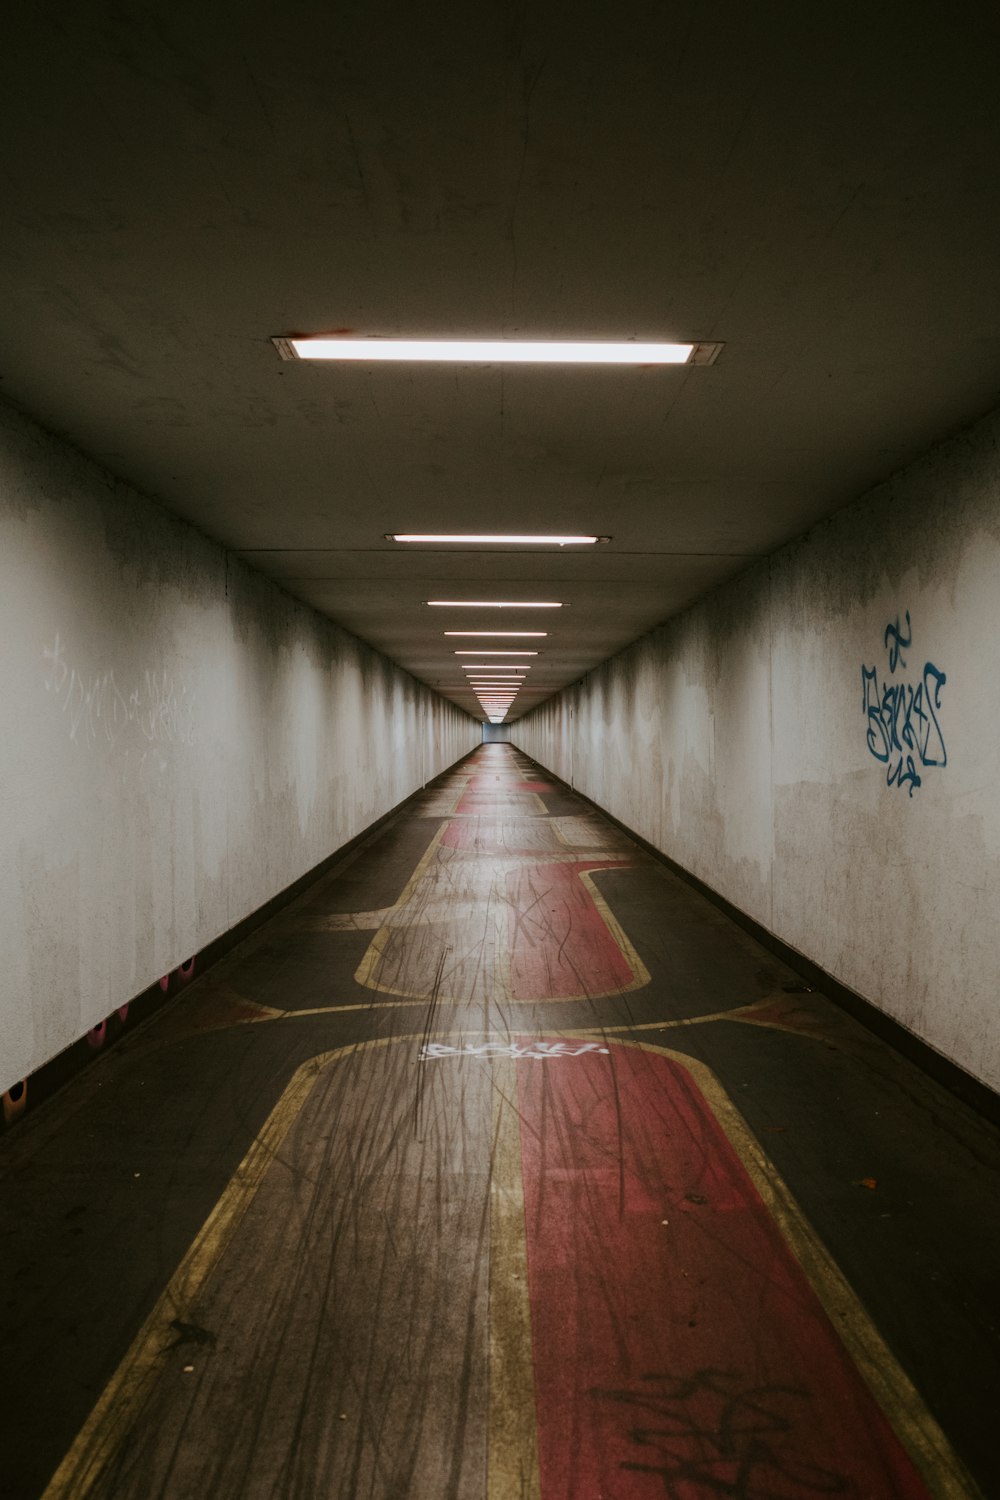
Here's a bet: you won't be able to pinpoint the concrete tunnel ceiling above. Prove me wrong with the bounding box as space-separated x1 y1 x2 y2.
2 1 1000 722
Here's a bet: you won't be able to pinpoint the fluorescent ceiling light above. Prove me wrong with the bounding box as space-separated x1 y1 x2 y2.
444 632 546 638
390 534 605 546
455 650 537 657
279 337 710 365
427 601 562 609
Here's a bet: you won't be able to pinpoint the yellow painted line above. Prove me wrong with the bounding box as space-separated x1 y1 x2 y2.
40 1046 358 1498
437 813 555 822
353 822 449 992
596 993 806 1033
488 1055 541 1500
353 832 647 1007
43 1032 541 1499
492 868 513 1005
578 868 651 995
46 1007 972 1497
264 997 479 1017
552 818 634 854
555 1032 983 1500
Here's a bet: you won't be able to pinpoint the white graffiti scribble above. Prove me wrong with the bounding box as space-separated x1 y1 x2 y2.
419 1041 610 1062
42 633 198 751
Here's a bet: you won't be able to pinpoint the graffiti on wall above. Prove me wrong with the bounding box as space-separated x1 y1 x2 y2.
861 612 946 796
42 633 198 754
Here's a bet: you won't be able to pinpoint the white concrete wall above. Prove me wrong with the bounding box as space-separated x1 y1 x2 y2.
0 399 478 1091
517 407 1000 1093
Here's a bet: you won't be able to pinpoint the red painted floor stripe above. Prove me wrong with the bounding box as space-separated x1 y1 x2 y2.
507 863 636 1000
516 1043 932 1499
441 818 549 855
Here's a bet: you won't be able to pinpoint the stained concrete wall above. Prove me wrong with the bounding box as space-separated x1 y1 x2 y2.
516 407 1000 1094
0 400 478 1092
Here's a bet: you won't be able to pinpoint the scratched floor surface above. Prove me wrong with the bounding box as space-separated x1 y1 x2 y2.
2 743 1000 1498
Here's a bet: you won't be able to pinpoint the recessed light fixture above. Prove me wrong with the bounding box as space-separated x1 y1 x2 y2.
444 632 546 638
455 650 537 657
275 337 723 365
389 534 608 546
427 601 562 609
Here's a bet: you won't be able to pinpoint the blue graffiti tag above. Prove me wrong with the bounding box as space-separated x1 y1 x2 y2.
883 610 911 672
862 615 946 796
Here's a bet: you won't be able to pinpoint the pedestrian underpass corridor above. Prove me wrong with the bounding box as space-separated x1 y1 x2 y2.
2 743 999 1499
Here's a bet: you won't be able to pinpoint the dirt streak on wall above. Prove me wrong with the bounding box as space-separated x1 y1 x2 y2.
0 399 478 1091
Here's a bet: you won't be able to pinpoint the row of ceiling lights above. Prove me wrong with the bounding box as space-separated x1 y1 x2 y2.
396 534 600 722
429 594 561 722
402 537 580 721
280 335 722 721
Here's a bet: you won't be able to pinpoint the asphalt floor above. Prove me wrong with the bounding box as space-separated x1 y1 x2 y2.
2 743 998 1499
